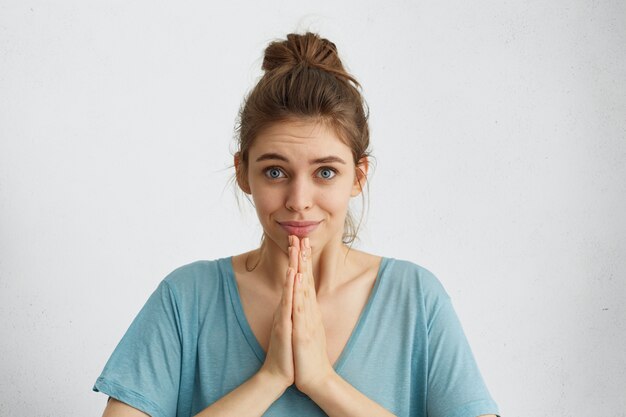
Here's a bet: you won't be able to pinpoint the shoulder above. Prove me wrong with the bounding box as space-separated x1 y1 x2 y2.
158 258 230 296
347 249 384 277
380 257 452 306
163 258 222 280
383 257 444 286
347 249 450 299
347 248 445 290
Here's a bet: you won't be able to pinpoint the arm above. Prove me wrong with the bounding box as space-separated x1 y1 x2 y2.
192 370 287 417
103 251 297 417
192 253 299 416
109 263 295 417
422 267 500 417
102 398 149 417
99 354 288 417
102 371 288 417
302 372 499 417
102 380 495 417
305 371 396 417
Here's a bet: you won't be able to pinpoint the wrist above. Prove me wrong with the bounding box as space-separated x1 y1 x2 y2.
255 369 291 396
301 367 337 397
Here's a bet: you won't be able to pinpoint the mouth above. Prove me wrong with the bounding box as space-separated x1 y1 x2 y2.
277 220 322 237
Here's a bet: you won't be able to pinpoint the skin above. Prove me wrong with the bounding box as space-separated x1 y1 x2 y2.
236 119 369 297
237 119 369 392
261 234 333 393
101 118 498 416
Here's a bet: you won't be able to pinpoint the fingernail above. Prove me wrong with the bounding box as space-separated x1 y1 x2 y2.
289 236 293 246
304 238 310 249
286 267 292 276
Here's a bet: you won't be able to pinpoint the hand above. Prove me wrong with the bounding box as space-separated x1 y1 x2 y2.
258 243 300 391
291 236 335 396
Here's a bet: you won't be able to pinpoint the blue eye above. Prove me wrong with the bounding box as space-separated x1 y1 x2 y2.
318 167 337 180
264 167 285 179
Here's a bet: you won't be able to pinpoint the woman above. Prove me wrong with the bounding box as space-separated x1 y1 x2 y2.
94 32 500 417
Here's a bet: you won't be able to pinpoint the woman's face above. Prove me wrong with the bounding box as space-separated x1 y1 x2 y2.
240 119 366 252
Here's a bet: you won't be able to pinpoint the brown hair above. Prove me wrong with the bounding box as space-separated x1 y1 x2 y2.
233 32 372 245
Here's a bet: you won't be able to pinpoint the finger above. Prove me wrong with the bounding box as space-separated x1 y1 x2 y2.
298 238 311 304
295 255 311 323
297 242 307 278
298 240 306 275
293 272 304 327
299 238 313 296
284 267 296 318
293 236 302 272
289 244 299 272
288 235 294 253
302 277 311 325
291 235 300 253
303 238 315 294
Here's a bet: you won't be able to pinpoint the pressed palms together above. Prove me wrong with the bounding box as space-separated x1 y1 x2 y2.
259 235 334 396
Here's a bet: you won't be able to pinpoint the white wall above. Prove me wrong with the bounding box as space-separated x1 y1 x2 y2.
1 1 624 416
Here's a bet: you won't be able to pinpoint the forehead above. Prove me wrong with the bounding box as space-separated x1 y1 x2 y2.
249 120 352 161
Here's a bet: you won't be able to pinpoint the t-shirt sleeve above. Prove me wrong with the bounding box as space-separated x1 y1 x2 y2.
422 270 500 417
93 280 182 417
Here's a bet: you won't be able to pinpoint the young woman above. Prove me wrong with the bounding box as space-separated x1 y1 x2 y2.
95 32 500 417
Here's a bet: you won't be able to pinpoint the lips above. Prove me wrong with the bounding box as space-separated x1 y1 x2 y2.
277 220 322 237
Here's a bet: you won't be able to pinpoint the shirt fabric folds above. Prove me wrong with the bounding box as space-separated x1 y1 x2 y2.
93 257 500 417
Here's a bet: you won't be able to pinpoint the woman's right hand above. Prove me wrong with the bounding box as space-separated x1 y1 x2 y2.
258 238 299 391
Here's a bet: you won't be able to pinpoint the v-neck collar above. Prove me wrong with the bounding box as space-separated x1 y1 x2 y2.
220 255 390 396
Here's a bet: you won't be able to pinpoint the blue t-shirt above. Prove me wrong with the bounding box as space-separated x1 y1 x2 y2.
93 257 500 417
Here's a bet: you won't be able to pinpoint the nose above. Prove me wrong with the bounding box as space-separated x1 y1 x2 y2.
285 176 313 212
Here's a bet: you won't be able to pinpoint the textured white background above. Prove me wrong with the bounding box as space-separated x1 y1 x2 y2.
1 1 625 416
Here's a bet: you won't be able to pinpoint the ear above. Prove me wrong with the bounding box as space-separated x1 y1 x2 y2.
351 156 369 197
234 152 251 194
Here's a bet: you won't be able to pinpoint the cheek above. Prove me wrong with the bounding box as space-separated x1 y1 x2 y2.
251 186 280 217
320 183 353 211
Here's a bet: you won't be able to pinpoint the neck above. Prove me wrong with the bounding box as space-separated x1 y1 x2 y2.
253 234 352 297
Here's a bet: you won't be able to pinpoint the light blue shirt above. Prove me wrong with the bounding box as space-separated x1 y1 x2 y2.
93 257 500 417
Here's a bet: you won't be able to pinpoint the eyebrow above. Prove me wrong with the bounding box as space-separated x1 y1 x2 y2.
255 153 347 165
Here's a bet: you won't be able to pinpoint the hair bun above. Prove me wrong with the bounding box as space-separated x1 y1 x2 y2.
262 32 359 87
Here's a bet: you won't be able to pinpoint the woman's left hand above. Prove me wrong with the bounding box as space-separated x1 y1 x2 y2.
290 235 335 396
